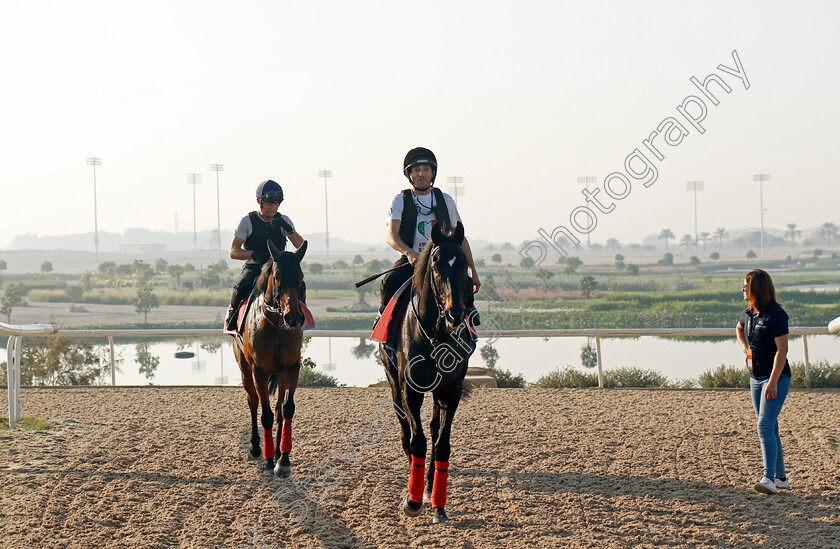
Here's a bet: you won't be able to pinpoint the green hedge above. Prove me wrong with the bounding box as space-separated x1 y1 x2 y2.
533 366 674 388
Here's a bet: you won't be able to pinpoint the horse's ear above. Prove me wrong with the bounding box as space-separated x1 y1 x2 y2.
453 221 464 244
267 240 282 262
294 240 308 263
431 221 443 245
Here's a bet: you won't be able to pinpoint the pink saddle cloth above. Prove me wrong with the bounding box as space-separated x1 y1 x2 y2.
223 289 315 335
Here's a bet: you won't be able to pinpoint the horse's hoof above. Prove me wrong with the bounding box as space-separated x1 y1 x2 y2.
249 446 261 459
274 464 291 478
432 507 449 524
262 465 275 476
402 494 423 517
423 491 432 506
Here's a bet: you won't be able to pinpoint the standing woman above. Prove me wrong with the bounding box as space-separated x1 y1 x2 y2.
736 269 792 494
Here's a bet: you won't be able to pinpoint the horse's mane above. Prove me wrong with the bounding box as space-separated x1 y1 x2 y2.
412 243 435 294
256 260 273 294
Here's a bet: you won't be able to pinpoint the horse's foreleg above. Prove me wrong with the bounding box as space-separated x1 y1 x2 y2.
274 377 297 478
401 388 426 517
254 371 276 475
425 398 442 504
429 385 462 524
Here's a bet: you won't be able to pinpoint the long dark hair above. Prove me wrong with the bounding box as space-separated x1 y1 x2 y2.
745 269 781 313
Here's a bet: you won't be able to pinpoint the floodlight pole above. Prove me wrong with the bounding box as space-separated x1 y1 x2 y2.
447 176 464 205
686 181 704 246
210 164 224 252
577 176 596 251
319 170 332 255
754 174 770 256
187 173 202 251
85 157 101 256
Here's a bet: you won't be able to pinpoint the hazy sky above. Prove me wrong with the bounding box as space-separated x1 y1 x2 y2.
2 0 838 252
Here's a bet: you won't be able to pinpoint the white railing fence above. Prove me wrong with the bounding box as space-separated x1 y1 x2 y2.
1 322 833 429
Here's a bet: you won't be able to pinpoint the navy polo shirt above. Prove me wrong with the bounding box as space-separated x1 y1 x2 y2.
739 304 792 380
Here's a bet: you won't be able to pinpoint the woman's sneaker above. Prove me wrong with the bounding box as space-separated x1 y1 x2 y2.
754 477 779 494
774 477 790 489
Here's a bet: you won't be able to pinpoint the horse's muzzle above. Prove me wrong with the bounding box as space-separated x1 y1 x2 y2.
284 310 303 327
444 307 465 328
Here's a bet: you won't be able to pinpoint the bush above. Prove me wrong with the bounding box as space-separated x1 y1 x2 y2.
604 367 671 388
534 366 673 388
698 364 749 388
488 366 526 388
790 360 840 388
534 366 597 388
297 357 341 387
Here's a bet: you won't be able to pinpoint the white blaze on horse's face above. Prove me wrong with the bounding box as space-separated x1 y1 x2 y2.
447 256 455 268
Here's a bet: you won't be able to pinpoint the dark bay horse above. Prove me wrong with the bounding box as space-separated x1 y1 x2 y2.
381 221 476 524
232 239 307 476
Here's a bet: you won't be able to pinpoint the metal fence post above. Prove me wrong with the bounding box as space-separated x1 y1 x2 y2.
595 336 604 389
6 335 16 429
14 336 21 426
108 336 116 386
802 334 812 387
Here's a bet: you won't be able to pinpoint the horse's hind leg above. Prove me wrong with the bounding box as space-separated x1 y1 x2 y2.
274 371 298 478
429 384 462 524
383 347 411 461
236 351 261 459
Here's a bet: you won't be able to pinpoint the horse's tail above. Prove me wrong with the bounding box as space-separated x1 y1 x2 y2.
461 380 474 401
268 372 279 396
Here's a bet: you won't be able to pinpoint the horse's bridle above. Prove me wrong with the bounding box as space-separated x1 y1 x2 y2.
262 268 302 327
410 244 466 347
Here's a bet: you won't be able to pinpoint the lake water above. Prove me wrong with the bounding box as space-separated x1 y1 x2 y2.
109 333 840 387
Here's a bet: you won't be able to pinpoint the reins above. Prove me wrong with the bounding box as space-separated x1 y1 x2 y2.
409 244 463 348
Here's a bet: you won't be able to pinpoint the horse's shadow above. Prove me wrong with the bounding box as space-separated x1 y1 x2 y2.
452 467 838 540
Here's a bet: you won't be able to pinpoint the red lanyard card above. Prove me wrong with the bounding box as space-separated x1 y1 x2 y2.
746 349 753 371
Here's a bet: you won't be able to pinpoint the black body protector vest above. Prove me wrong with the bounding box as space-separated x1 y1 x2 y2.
244 211 287 265
398 188 451 250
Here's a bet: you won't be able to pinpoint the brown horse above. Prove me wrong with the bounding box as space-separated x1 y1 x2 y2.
380 222 476 523
232 239 307 476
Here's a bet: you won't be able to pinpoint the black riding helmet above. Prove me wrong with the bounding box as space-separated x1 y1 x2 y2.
256 180 284 204
403 147 437 184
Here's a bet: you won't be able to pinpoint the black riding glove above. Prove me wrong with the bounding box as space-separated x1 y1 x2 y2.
269 216 293 235
251 250 270 264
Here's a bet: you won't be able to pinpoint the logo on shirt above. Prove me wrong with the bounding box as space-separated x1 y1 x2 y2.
417 220 436 238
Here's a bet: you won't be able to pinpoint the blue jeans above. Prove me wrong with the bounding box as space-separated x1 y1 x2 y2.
749 374 791 480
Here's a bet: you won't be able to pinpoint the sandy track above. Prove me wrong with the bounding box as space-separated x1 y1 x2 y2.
2 387 839 548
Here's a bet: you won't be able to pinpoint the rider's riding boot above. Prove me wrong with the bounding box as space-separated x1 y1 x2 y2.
467 304 481 327
224 305 238 332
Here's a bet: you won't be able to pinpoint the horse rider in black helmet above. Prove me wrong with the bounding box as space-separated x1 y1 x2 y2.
224 179 305 332
379 146 481 323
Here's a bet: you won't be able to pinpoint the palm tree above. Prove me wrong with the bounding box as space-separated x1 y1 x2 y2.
659 229 675 252
699 232 710 251
714 228 728 251
820 222 838 246
680 234 694 249
784 223 802 248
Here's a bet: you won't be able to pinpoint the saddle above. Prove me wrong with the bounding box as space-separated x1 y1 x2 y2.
371 277 413 344
372 277 478 369
223 287 315 335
